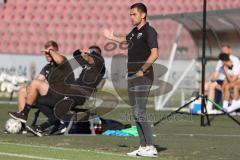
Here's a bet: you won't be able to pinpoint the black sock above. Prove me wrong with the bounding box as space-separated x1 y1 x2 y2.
22 104 32 115
22 123 26 129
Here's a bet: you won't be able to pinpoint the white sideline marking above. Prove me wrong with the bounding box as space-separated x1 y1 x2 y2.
175 133 240 137
154 133 240 137
0 142 127 157
0 101 17 104
0 152 65 160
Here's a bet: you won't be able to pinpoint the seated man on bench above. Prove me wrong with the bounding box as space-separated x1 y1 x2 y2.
35 45 106 135
9 45 105 136
9 40 73 132
8 40 74 120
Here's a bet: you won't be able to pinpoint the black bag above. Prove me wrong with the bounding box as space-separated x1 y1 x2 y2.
100 118 131 132
63 116 131 134
68 121 92 134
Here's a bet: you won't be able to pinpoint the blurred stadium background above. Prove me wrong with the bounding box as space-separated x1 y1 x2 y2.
0 1 240 160
0 0 240 108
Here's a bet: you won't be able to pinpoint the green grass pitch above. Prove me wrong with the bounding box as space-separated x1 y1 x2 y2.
0 103 239 160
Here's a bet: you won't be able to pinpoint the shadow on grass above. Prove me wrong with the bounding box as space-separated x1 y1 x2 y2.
155 145 167 152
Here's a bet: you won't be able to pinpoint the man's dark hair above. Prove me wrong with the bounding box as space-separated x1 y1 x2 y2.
219 53 230 61
89 45 101 55
44 40 59 51
130 3 147 19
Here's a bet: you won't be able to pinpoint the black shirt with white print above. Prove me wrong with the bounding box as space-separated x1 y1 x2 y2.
126 22 158 78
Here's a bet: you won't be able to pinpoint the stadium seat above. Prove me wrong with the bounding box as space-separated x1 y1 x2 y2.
0 0 235 58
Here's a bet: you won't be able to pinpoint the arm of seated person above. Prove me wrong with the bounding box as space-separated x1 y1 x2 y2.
48 50 65 65
73 49 90 67
227 75 238 83
206 71 219 82
35 74 46 81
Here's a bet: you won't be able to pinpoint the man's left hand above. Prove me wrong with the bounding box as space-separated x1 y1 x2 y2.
135 70 144 77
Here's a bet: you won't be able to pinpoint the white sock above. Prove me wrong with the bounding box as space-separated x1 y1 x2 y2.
228 100 240 112
223 101 229 110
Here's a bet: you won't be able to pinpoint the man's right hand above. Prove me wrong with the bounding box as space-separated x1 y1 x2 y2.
102 28 114 40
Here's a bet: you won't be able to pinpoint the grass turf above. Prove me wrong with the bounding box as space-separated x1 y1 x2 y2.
0 103 240 160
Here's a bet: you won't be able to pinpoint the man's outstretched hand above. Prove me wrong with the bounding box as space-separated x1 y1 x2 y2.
102 28 114 40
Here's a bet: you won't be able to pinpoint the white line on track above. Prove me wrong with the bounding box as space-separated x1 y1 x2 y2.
0 152 65 160
0 141 128 158
0 101 17 104
154 133 240 137
175 133 240 137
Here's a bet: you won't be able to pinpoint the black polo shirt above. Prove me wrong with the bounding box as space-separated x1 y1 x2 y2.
40 57 75 84
126 22 158 76
40 62 57 81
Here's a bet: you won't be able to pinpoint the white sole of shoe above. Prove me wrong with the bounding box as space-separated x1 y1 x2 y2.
26 126 42 137
137 153 158 158
127 153 139 157
9 113 27 123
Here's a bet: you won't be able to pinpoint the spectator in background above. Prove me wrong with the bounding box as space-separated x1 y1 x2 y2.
203 44 240 113
219 53 240 110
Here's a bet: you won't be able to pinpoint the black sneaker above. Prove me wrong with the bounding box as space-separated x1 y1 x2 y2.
9 112 27 123
50 122 66 135
25 125 43 137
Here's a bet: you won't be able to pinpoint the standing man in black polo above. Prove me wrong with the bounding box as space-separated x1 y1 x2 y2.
103 3 159 157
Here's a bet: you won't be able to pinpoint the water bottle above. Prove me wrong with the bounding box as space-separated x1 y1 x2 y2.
93 116 103 134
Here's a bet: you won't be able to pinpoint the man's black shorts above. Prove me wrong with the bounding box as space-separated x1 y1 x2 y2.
215 80 224 86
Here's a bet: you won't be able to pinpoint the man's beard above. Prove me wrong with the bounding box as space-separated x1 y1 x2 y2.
132 20 141 26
